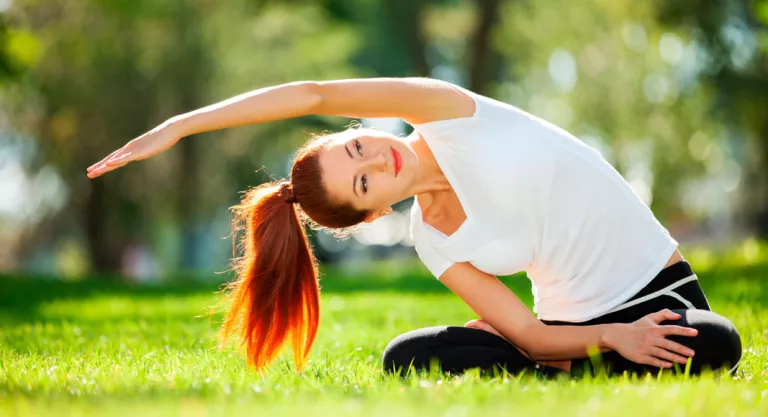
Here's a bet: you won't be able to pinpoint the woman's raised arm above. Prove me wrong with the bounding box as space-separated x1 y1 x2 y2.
86 77 473 178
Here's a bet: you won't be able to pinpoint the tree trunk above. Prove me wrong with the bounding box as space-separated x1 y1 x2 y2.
468 0 502 95
177 138 199 271
173 6 209 272
84 180 121 273
384 0 430 76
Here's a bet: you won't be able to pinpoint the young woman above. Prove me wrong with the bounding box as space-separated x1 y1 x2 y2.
87 78 741 376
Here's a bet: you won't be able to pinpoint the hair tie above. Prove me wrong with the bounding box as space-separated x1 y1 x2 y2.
279 182 298 205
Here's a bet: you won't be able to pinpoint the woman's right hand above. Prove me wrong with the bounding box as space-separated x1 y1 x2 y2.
601 309 698 368
87 119 184 179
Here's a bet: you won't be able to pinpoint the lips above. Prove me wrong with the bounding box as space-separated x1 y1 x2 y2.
391 146 402 176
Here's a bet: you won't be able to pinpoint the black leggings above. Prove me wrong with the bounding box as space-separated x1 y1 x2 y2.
382 261 742 377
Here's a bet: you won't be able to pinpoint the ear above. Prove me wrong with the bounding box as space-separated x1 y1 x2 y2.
363 207 393 223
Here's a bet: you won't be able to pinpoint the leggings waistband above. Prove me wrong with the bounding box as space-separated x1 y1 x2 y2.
606 260 698 315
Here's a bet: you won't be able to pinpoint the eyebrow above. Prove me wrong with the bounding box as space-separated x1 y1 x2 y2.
345 143 358 198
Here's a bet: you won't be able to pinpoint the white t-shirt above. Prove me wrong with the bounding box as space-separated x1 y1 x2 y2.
409 83 679 323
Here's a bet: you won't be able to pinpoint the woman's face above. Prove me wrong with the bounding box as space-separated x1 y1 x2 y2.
318 130 417 219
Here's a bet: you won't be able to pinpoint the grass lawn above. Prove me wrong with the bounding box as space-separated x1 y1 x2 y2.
1 241 767 416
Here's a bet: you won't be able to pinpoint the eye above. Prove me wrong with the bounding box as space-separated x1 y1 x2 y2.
354 140 363 156
361 174 368 193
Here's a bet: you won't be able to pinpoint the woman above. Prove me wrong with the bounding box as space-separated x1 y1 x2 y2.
87 78 741 377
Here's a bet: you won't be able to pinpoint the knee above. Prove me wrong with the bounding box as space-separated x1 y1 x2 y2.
381 327 446 375
381 334 411 374
667 309 742 374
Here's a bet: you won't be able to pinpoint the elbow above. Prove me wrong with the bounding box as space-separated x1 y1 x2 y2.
515 341 546 361
524 347 555 362
298 80 322 96
298 81 324 113
518 343 563 362
282 81 323 115
512 325 556 361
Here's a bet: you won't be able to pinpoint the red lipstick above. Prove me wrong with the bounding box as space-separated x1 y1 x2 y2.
391 146 402 176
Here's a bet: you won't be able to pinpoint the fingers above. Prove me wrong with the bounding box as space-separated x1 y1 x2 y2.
87 165 108 179
87 135 139 173
655 336 696 357
648 308 681 324
657 325 698 338
87 148 123 172
87 148 136 178
105 152 133 165
87 158 131 179
641 356 673 368
651 346 689 365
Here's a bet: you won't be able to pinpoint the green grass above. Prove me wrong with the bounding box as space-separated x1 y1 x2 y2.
1 241 768 416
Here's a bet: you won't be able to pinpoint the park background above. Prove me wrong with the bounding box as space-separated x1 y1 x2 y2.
1 0 767 416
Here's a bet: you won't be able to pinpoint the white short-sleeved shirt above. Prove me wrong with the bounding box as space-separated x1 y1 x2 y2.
409 83 678 322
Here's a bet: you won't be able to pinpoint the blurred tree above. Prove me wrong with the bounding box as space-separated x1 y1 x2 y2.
164 4 210 272
320 0 504 91
6 0 160 273
195 1 364 266
5 0 762 278
5 0 364 275
656 0 768 236
467 0 502 94
0 19 28 82
487 0 730 229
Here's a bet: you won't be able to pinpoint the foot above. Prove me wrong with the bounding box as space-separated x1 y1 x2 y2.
464 319 506 340
464 319 572 373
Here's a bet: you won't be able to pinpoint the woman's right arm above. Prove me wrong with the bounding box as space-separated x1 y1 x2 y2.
441 262 698 368
87 77 474 178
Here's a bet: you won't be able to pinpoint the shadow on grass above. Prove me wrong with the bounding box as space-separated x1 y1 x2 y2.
0 265 528 325
1 259 766 325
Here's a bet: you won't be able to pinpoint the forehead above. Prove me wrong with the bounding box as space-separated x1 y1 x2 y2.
318 135 357 206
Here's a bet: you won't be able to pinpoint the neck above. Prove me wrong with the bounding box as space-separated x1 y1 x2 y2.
405 133 451 196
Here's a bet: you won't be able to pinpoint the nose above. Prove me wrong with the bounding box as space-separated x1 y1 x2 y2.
361 151 388 172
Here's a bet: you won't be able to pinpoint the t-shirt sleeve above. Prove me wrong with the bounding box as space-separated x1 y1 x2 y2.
414 237 455 280
409 203 455 279
408 82 485 139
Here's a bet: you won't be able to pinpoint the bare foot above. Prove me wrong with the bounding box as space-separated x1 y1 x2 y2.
464 319 572 372
464 319 505 339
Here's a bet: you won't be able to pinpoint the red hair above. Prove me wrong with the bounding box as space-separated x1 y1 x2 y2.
220 135 369 372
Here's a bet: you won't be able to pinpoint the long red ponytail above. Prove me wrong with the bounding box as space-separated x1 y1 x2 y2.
219 133 370 372
220 181 320 372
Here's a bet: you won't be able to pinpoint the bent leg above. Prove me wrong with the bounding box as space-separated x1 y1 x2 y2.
381 326 563 377
572 309 742 377
661 308 742 374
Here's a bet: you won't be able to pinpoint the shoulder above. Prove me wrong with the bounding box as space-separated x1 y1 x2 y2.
408 83 480 129
407 83 528 137
409 79 480 125
408 200 457 279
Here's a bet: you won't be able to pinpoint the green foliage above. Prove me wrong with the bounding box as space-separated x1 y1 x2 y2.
1 243 767 416
2 0 768 292
2 0 366 273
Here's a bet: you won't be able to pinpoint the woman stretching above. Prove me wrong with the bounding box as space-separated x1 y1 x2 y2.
87 78 742 377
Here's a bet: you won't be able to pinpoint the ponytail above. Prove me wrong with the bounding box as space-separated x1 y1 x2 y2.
220 181 320 372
